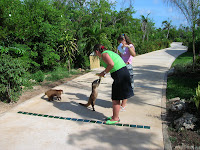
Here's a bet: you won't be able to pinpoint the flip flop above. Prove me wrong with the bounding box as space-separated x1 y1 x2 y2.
120 106 126 112
106 117 112 120
106 117 120 122
105 119 120 125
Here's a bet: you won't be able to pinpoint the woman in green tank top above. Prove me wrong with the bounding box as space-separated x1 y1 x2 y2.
94 44 134 125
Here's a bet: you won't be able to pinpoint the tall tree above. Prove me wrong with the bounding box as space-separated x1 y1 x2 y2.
162 20 172 39
141 13 150 42
146 19 156 42
164 0 200 65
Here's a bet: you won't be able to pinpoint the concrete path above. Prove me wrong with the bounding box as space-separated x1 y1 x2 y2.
0 42 187 150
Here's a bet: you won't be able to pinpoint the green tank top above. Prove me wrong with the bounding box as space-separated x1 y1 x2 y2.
101 50 126 73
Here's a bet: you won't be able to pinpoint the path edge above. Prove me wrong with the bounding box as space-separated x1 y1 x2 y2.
161 72 172 150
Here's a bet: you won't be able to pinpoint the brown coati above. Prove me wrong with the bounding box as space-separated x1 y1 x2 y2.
79 78 101 111
45 89 63 101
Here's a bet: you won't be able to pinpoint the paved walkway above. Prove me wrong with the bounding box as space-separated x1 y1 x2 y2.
0 42 187 150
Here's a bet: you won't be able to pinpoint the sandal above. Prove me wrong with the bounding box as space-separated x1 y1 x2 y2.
105 119 120 125
106 117 120 122
120 106 126 112
106 117 112 120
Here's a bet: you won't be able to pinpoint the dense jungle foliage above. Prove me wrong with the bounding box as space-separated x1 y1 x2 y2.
0 0 199 102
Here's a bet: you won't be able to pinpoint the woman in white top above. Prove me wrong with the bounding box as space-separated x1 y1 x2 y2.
117 34 136 111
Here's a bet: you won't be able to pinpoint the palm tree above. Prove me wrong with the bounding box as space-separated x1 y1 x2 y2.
141 13 150 42
164 0 200 66
57 34 78 71
81 25 108 56
162 20 172 39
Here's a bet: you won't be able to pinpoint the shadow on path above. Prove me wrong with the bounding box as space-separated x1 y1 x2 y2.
67 125 162 150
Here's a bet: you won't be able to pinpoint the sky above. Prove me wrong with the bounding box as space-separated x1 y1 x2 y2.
113 0 189 28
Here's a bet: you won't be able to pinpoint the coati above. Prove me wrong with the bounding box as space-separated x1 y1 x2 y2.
79 78 101 111
45 89 63 101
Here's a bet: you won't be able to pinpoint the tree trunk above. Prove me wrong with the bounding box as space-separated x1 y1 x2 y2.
100 14 102 30
192 26 196 69
167 29 169 39
142 33 145 42
68 60 71 73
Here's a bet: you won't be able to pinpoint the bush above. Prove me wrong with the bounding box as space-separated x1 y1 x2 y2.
74 53 90 69
175 38 182 42
0 54 28 102
31 70 45 82
45 66 70 81
135 39 171 54
173 64 193 74
167 52 200 100
187 39 200 53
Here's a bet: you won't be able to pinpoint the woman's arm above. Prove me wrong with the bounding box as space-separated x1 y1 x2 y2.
98 53 114 77
127 45 136 57
123 44 136 57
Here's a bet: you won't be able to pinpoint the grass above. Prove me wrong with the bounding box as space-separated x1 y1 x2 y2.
167 76 199 100
45 67 71 81
171 52 194 67
25 66 90 87
45 67 89 82
167 52 200 100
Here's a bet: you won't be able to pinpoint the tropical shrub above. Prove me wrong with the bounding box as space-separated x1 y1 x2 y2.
187 37 200 54
135 39 171 54
31 70 45 82
74 53 90 69
0 54 28 102
175 38 182 42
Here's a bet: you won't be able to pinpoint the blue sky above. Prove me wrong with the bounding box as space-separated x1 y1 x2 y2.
113 0 188 28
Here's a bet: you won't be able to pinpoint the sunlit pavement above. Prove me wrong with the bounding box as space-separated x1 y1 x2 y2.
0 42 187 150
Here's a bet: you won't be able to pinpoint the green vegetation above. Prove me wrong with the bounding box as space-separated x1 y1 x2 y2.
0 54 28 102
0 0 200 102
169 136 177 143
25 66 85 91
167 52 200 100
44 67 80 82
167 76 199 100
171 52 194 67
193 84 200 110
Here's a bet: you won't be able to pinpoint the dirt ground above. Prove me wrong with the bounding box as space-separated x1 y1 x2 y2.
0 74 83 114
166 101 200 149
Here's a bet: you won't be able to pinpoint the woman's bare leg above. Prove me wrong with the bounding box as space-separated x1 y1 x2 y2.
111 100 120 121
121 99 127 108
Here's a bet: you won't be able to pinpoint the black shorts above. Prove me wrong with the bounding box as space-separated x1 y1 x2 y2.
111 66 134 100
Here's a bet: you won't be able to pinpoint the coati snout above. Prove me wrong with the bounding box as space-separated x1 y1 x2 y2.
79 78 101 111
45 89 63 101
92 79 101 88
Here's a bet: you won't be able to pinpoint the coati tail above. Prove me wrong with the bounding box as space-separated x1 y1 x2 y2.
79 103 90 107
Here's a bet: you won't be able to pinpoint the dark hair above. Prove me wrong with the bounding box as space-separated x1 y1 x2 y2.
117 34 133 45
93 44 107 53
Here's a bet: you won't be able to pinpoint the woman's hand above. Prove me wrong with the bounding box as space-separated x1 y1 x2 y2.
122 44 136 57
122 44 129 48
96 72 105 77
